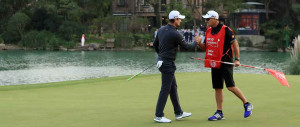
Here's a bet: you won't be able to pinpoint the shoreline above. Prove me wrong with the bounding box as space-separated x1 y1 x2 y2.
0 72 297 87
0 44 292 52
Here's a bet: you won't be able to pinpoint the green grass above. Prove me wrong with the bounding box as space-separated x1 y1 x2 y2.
0 72 299 127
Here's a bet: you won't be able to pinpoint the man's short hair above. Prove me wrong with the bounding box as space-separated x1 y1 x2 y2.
169 19 175 23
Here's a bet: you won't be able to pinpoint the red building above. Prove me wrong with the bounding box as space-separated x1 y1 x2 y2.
232 2 274 35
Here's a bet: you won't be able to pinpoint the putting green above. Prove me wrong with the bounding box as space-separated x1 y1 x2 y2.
0 72 299 127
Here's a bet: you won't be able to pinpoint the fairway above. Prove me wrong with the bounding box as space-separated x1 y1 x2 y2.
0 72 299 127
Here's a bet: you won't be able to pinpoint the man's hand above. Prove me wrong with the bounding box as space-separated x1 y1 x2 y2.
156 61 163 68
194 36 202 45
234 60 240 67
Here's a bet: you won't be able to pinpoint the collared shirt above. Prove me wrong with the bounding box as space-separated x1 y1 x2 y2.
153 24 198 61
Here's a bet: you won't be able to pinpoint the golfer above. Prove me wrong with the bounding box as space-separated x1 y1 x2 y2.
199 10 253 121
153 10 201 123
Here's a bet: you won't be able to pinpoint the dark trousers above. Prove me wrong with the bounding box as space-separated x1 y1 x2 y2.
155 62 182 117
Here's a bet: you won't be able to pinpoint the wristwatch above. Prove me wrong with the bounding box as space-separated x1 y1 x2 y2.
235 58 240 61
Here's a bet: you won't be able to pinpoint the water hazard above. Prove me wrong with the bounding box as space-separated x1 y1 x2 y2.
0 50 290 85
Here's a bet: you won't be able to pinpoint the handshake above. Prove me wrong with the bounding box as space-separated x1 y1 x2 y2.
194 36 202 45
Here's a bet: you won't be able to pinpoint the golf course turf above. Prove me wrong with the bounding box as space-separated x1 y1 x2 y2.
0 72 299 127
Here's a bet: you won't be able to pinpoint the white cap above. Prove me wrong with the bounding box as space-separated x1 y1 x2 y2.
169 10 185 19
202 10 219 19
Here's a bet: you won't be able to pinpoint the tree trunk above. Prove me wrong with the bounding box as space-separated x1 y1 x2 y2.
158 0 162 27
193 0 197 30
265 0 270 20
153 0 161 28
187 0 197 30
99 24 102 36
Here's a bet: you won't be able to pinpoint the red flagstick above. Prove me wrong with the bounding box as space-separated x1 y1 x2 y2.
191 57 291 88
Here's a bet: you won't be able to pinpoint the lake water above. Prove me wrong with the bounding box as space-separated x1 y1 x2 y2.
0 50 290 86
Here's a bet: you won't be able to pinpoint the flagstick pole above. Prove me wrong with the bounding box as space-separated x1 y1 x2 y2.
191 57 266 70
191 57 291 88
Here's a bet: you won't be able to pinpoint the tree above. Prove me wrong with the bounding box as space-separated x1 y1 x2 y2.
145 0 162 28
58 21 85 41
186 0 202 30
167 0 192 28
57 0 78 21
31 8 49 30
222 0 243 26
7 12 31 41
202 0 223 14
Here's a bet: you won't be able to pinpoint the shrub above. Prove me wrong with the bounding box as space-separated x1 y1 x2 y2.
58 21 85 41
0 35 4 43
21 30 54 49
20 30 40 48
20 30 75 50
285 36 300 75
58 39 76 49
245 39 253 47
133 34 151 46
260 20 284 50
6 12 31 42
101 33 115 39
2 31 21 44
285 56 300 75
115 32 134 48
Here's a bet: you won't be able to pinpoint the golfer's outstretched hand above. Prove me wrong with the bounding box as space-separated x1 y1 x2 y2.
194 36 202 45
234 60 240 67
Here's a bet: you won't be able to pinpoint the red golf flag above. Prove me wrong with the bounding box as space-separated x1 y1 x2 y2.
265 69 291 88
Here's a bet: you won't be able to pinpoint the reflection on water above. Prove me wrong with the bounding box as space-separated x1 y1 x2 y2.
0 50 290 86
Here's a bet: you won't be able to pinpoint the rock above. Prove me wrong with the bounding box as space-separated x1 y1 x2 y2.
106 38 115 43
87 47 94 51
0 44 5 50
89 43 100 49
59 46 68 51
68 49 78 51
4 44 22 50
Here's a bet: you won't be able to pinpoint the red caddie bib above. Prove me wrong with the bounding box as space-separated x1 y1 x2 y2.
204 25 227 69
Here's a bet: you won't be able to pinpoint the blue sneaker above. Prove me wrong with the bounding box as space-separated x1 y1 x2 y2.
244 102 253 118
208 111 224 121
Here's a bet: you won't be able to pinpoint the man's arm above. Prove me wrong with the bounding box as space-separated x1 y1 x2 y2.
153 35 159 54
177 33 200 49
232 39 240 67
198 37 206 50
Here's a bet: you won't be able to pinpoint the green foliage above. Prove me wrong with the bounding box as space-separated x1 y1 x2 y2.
31 8 49 30
20 30 76 50
21 30 55 49
167 0 192 28
101 33 115 39
115 32 134 48
260 20 284 49
2 31 21 44
127 16 150 33
101 16 122 33
133 34 151 46
20 30 40 48
6 12 31 43
285 56 300 75
59 40 76 49
202 0 223 14
58 21 86 41
238 37 253 47
84 34 105 44
292 4 300 15
0 35 3 43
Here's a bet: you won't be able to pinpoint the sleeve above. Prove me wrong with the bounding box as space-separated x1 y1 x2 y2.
225 27 236 44
177 32 197 50
153 35 159 54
